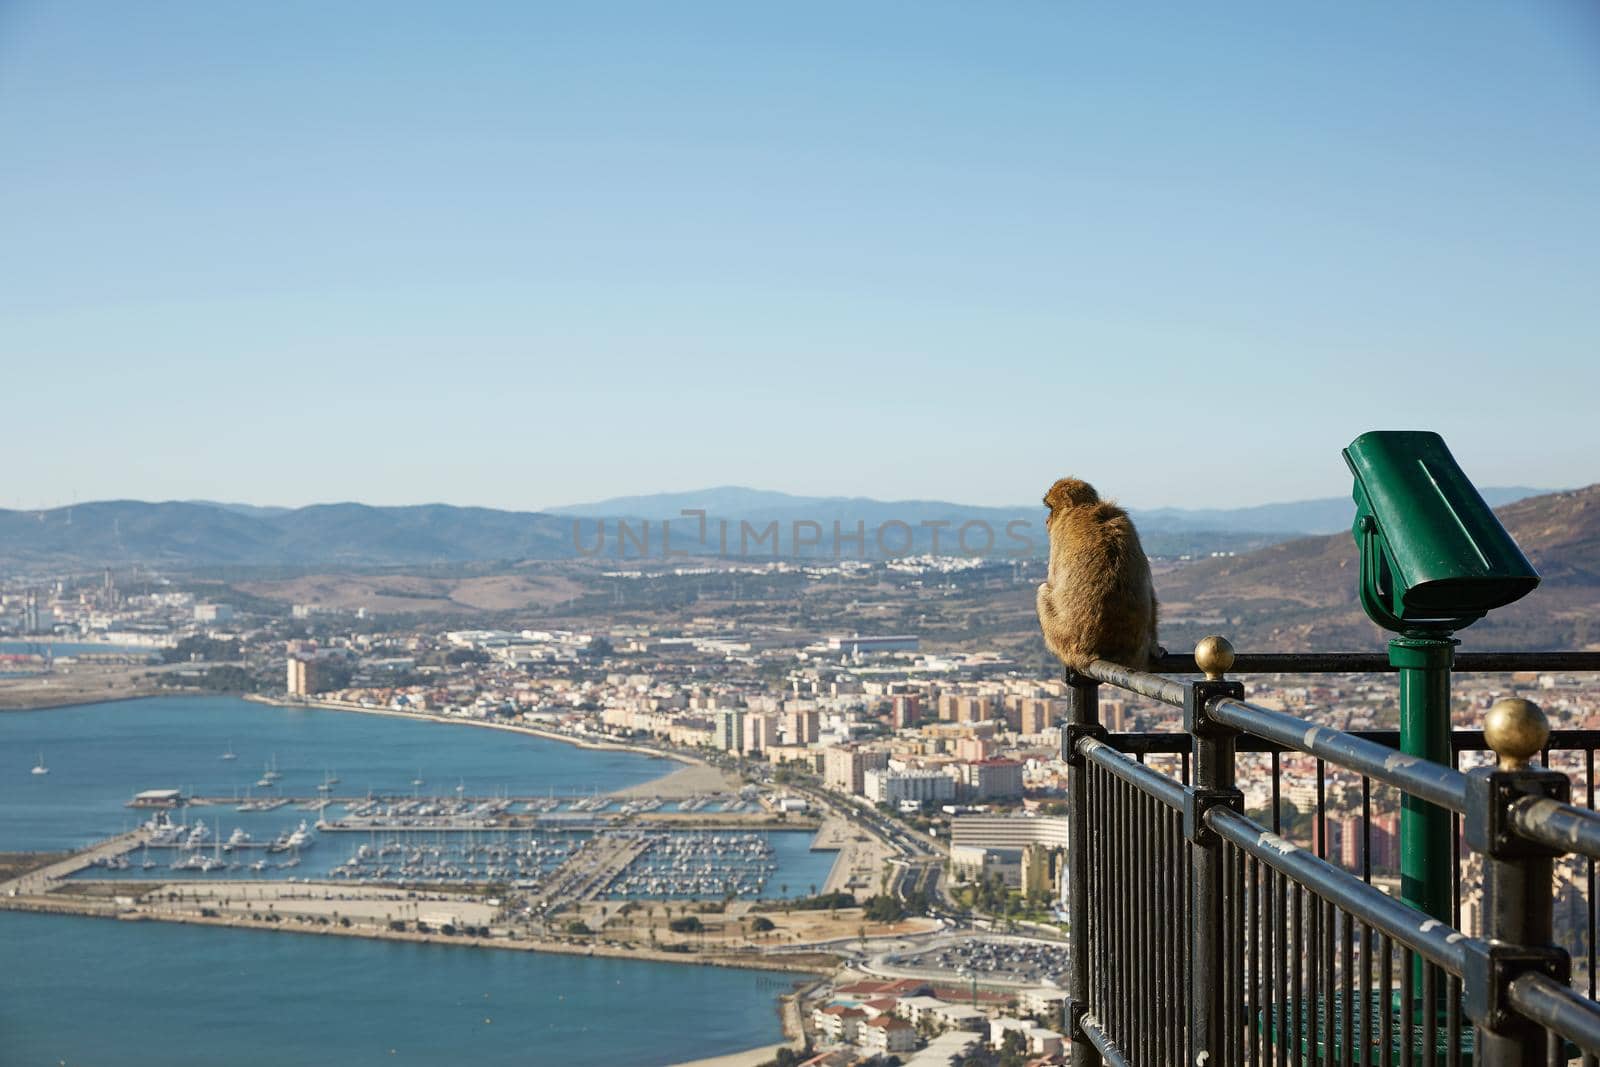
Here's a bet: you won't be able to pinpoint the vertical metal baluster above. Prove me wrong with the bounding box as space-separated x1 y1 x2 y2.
1126 771 1139 1049
1444 974 1461 1067
1176 809 1187 1065
1317 759 1328 858
1280 870 1292 1067
1235 844 1248 1067
1451 749 1463 933
1097 764 1108 1035
1421 959 1437 1067
1362 778 1373 885
1545 1029 1560 1067
1089 763 1100 1022
1115 774 1126 1042
1590 746 1597 1002
1249 854 1261 1067
1379 937 1393 1067
1452 811 1462 931
1340 908 1355 1067
1220 840 1233 1067
1359 923 1372 1067
1267 864 1279 1067
1323 898 1336 1067
1139 789 1151 1053
1108 768 1118 1039
1294 883 1305 1066
1272 751 1282 834
1399 948 1413 1067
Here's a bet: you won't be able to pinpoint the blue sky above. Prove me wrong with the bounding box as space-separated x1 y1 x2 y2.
2 1 1596 511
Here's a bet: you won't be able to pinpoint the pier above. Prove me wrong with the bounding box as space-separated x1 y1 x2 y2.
1 829 147 897
172 793 813 834
528 833 653 909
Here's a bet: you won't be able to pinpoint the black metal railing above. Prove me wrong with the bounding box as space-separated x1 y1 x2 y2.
1063 644 1600 1067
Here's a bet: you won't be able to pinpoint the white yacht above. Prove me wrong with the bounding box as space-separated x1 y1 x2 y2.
285 820 316 850
30 752 48 775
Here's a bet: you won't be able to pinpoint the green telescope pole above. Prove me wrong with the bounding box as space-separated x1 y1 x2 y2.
1390 633 1456 1018
1390 635 1455 920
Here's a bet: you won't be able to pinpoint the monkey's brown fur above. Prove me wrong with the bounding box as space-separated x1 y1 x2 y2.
1036 477 1163 672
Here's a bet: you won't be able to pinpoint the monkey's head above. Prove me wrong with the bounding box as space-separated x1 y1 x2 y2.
1043 478 1100 513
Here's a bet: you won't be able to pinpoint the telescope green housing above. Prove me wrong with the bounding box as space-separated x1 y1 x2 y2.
1343 430 1540 634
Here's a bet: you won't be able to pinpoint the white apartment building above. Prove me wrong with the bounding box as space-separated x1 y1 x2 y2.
864 768 955 807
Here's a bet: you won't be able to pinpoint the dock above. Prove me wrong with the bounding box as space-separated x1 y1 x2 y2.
1 829 147 897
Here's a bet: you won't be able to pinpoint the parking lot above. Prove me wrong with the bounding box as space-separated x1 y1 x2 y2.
888 936 1070 985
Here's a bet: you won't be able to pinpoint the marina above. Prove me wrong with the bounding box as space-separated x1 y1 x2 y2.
3 697 835 899
0 695 831 1066
59 808 824 900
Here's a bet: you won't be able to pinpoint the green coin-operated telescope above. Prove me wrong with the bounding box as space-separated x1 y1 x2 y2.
1342 430 1541 935
1343 430 1540 636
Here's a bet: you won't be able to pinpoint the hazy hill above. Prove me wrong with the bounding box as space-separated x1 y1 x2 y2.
0 501 577 569
1155 484 1600 652
0 485 1557 572
556 485 1547 537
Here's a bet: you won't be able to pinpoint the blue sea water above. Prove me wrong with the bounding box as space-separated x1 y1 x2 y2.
0 696 674 852
0 696 835 895
0 911 794 1067
0 696 832 1064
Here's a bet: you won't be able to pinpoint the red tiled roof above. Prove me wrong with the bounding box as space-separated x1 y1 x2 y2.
882 979 932 994
867 1015 914 1030
836 980 893 995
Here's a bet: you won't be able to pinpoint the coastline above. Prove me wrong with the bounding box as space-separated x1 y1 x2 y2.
0 896 834 977
2 685 849 1061
0 686 172 712
242 693 704 770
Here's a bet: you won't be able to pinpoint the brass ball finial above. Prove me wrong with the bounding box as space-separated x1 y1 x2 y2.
1194 636 1236 681
1484 697 1549 772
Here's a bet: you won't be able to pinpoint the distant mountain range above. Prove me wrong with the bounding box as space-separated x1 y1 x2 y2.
0 501 575 569
0 485 1554 571
1156 484 1600 652
552 484 1548 537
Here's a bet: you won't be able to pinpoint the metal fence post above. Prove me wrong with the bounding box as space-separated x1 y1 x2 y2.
1186 638 1246 1067
1464 698 1571 1067
1065 667 1105 1067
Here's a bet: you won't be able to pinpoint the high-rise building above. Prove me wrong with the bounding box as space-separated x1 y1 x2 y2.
783 708 820 745
955 736 994 762
959 757 1023 800
890 694 922 729
823 745 887 796
286 656 320 697
1019 698 1059 735
714 708 746 753
742 712 779 754
864 768 956 807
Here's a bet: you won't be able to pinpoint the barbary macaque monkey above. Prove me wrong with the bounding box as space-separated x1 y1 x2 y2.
1036 477 1163 672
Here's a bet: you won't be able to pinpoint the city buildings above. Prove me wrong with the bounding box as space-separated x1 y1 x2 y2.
286 656 319 697
864 768 955 808
714 707 745 753
823 745 888 796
